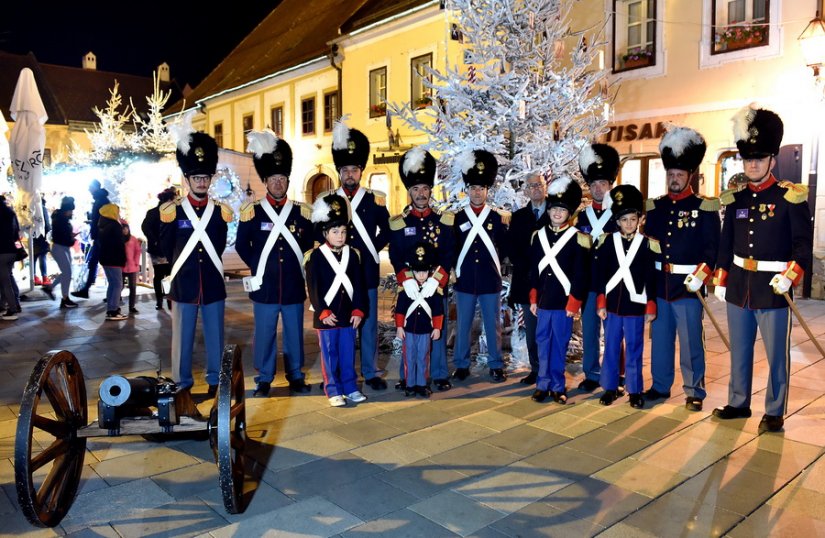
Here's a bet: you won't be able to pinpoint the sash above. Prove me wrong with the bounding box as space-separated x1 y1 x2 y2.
537 226 578 295
254 201 305 283
405 289 433 320
605 233 647 304
168 199 223 284
338 187 379 263
585 206 612 239
319 244 354 305
455 206 500 278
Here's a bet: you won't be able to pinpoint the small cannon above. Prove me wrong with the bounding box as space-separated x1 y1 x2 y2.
14 345 247 528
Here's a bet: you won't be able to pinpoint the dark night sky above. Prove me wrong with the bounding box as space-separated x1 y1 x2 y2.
1 2 281 88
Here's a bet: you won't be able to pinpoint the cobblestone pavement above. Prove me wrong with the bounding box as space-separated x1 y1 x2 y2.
1 278 825 537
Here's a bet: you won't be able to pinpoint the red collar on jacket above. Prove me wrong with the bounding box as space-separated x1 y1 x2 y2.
748 175 777 193
668 185 694 201
410 206 432 218
187 195 208 208
266 194 288 207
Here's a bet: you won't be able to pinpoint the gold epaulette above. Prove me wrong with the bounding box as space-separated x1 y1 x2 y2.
439 211 455 226
644 198 656 212
302 249 313 267
699 196 721 212
594 233 608 249
577 232 592 249
648 237 661 254
239 201 256 223
368 189 387 206
160 200 178 223
778 181 809 204
494 207 512 226
351 246 361 262
298 202 313 221
529 229 539 245
719 186 743 206
389 213 407 231
219 202 235 223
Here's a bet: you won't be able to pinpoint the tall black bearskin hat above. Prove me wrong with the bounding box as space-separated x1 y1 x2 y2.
176 131 218 177
610 184 644 220
407 241 436 272
458 149 498 188
659 125 707 172
399 146 437 189
60 196 75 211
579 143 620 184
311 192 350 232
546 175 583 213
332 119 370 170
732 104 784 159
247 129 293 180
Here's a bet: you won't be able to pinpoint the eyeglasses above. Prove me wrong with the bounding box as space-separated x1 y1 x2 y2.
188 175 212 184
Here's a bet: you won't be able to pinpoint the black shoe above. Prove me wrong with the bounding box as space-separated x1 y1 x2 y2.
253 382 271 397
520 372 538 385
43 285 55 300
129 307 139 314
434 378 452 391
156 303 164 310
416 385 432 398
71 288 89 299
60 298 79 309
289 380 312 394
405 387 416 397
551 391 568 405
599 390 617 406
758 414 784 433
644 388 671 400
207 384 218 399
531 389 549 403
685 397 703 412
395 379 407 391
452 368 470 381
365 377 388 390
712 405 752 419
629 393 645 409
490 368 507 382
577 379 600 392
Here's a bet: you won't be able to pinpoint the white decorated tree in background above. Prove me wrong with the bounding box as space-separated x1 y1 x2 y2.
390 0 610 209
132 72 176 156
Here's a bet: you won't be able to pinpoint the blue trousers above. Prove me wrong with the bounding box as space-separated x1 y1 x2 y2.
318 327 358 397
171 300 225 389
651 297 706 399
103 266 122 312
401 294 449 380
454 291 503 369
520 304 539 373
601 314 644 393
726 303 791 416
252 301 305 384
582 291 607 381
536 309 573 392
358 288 379 379
402 332 431 387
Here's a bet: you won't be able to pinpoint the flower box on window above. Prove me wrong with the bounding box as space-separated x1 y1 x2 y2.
413 96 433 110
714 24 768 53
370 103 387 117
620 46 654 70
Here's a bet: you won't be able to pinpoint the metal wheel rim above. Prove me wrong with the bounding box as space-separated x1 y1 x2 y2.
210 344 246 514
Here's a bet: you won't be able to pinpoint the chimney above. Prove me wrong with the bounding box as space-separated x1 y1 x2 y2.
82 51 97 70
157 62 170 82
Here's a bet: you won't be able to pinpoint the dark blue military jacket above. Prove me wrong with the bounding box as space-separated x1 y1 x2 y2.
305 245 367 329
506 204 550 305
716 176 812 309
576 203 618 293
388 206 455 283
644 190 721 301
452 205 509 294
528 225 590 310
394 289 445 334
236 197 314 305
160 197 230 305
595 232 659 317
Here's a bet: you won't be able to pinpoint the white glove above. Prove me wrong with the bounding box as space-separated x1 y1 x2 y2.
770 274 792 295
713 285 726 302
420 276 440 298
402 278 421 300
684 273 703 293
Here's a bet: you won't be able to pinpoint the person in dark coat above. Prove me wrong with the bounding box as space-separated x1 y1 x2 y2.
50 196 79 309
72 179 110 298
97 203 126 321
141 188 176 310
33 194 51 286
0 195 22 320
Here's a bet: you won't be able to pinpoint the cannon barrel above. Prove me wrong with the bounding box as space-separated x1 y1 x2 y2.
98 376 158 408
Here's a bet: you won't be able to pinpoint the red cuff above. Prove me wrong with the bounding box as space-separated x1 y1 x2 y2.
565 296 582 314
646 300 657 316
432 315 444 330
596 294 606 310
319 309 333 320
352 309 365 318
783 261 804 286
396 269 414 284
694 262 712 284
395 313 405 327
432 265 449 288
712 268 728 287
529 288 538 305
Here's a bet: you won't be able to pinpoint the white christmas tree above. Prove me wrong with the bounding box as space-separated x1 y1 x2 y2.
390 0 610 209
84 80 141 162
132 72 176 155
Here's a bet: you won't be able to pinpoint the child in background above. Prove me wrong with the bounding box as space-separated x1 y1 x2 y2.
305 193 367 407
394 242 444 398
122 222 142 314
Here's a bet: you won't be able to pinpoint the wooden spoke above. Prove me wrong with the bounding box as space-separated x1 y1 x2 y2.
29 438 70 472
31 414 70 438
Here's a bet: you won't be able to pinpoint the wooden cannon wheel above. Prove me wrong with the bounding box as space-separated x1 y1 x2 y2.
15 350 88 527
208 344 246 514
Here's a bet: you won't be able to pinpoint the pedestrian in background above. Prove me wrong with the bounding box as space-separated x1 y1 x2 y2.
50 196 79 309
97 203 126 321
0 194 23 320
142 188 176 310
122 221 142 315
33 194 52 287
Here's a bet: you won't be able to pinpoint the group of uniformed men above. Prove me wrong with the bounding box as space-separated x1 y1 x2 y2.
161 105 811 433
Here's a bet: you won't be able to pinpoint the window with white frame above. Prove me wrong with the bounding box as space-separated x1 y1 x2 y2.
612 0 656 72
711 0 769 55
369 67 387 118
411 54 433 108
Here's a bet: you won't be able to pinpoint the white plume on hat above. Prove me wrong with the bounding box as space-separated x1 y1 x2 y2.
403 146 427 176
660 124 704 157
332 115 351 151
578 144 601 171
168 109 198 154
456 149 477 175
311 196 332 223
246 129 278 158
547 173 572 195
732 104 758 143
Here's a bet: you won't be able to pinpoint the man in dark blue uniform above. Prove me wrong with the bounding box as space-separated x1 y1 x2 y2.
451 149 510 383
505 174 550 385
324 120 390 391
389 147 454 391
160 130 232 413
712 106 813 433
644 126 720 411
575 143 620 391
236 130 314 397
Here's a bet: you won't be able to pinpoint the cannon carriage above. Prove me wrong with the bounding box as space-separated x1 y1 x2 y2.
14 344 247 528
